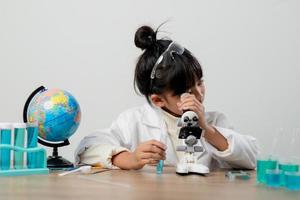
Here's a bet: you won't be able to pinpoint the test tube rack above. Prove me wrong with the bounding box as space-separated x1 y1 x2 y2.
0 123 49 176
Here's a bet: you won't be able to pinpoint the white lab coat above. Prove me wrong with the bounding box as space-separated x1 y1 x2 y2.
75 103 258 170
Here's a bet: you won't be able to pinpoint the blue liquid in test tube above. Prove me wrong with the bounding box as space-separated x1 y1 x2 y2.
156 160 164 175
27 122 38 168
0 123 12 170
156 133 167 175
13 123 26 169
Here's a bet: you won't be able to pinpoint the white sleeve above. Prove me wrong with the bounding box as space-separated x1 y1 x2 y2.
204 113 258 169
79 144 128 169
74 113 132 168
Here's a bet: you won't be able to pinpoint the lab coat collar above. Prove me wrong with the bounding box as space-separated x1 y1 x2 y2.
141 103 163 129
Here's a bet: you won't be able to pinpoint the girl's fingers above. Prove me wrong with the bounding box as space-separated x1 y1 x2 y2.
179 97 201 109
141 140 166 153
180 93 194 101
179 103 202 113
140 159 150 166
140 152 165 160
141 144 166 156
143 139 167 150
147 159 159 165
180 96 202 107
140 159 159 166
180 103 200 110
140 152 152 159
149 140 167 150
181 97 203 108
180 94 199 104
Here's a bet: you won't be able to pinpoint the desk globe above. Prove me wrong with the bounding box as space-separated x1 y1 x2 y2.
23 86 81 168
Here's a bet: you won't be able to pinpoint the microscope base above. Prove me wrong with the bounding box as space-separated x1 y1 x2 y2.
176 163 209 175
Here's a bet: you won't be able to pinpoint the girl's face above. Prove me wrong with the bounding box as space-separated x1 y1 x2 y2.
151 79 205 116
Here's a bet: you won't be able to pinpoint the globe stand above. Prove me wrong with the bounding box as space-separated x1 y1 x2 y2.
47 147 74 168
38 138 74 169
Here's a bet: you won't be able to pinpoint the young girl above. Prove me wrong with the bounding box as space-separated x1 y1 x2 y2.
75 25 258 170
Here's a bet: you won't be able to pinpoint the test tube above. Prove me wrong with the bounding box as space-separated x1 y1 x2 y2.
0 123 12 170
27 122 38 168
156 160 164 174
13 123 26 169
156 133 167 175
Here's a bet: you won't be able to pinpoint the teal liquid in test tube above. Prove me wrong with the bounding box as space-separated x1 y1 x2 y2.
256 156 278 184
13 123 26 169
157 133 167 175
157 160 164 175
279 162 299 186
0 123 12 170
27 122 38 168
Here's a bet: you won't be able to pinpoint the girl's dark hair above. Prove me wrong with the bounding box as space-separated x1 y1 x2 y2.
134 25 203 103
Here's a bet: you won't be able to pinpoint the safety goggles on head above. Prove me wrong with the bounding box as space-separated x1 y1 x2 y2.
150 41 185 80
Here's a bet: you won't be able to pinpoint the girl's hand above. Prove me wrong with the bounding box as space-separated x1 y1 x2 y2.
177 93 208 130
130 139 166 170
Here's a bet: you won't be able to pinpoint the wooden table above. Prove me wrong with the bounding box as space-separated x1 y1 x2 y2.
0 167 299 200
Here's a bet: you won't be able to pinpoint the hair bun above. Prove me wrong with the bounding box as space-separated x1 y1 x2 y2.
134 26 156 50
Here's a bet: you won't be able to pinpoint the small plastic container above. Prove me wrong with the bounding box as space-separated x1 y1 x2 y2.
285 171 300 191
278 162 299 186
265 170 281 188
226 170 251 181
256 155 278 184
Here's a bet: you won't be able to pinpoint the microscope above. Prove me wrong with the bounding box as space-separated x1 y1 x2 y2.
176 110 210 175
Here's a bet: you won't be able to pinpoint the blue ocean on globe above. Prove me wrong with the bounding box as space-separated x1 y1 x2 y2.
27 88 81 142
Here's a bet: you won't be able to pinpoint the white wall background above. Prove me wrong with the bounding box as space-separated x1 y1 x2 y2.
0 0 299 162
